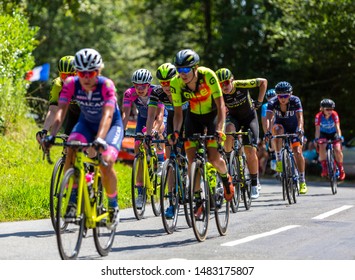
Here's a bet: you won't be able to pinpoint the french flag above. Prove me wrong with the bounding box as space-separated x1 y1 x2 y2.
25 63 50 82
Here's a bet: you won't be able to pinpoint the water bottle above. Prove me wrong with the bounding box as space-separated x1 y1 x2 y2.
85 172 94 200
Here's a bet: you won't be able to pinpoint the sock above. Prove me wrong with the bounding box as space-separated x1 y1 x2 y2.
250 174 258 186
299 172 305 183
276 151 282 161
107 191 118 208
157 150 165 163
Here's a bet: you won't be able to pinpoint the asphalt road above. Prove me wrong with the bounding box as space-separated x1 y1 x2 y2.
1 177 354 262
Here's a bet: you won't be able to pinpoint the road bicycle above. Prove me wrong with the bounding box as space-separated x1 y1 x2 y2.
226 130 252 211
272 134 300 204
129 134 165 220
160 142 191 234
317 139 339 195
54 140 116 260
189 133 230 241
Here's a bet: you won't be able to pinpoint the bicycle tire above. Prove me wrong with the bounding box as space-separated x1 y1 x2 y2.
290 156 299 204
327 148 338 195
160 162 179 234
50 156 66 232
228 151 241 213
190 161 210 242
131 156 147 220
56 168 84 260
282 150 293 204
242 155 252 210
93 177 116 256
213 173 230 236
180 159 192 228
150 155 161 216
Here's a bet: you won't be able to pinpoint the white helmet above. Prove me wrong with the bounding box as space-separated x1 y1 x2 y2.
74 48 102 71
131 68 153 84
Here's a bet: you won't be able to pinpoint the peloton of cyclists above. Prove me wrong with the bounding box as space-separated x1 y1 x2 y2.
215 68 267 199
314 98 345 181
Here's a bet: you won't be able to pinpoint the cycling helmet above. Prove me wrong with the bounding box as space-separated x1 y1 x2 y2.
320 98 335 108
173 49 200 68
131 68 153 84
215 68 233 82
275 81 293 93
156 63 177 80
57 56 75 73
74 48 102 71
266 89 276 99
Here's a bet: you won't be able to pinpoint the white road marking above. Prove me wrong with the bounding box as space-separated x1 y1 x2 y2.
221 225 300 247
312 205 354 220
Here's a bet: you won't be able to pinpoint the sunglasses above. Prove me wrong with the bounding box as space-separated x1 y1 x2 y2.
324 108 333 111
60 72 75 80
177 67 192 74
133 83 150 90
219 80 231 87
77 71 97 79
277 94 291 99
159 80 170 87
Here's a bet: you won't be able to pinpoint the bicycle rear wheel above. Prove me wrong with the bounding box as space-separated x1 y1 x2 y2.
291 157 299 204
213 174 230 236
150 155 161 216
228 151 241 213
56 168 84 260
93 177 116 256
282 150 293 204
160 162 179 234
241 156 252 210
50 156 66 232
190 161 210 242
131 157 147 220
327 148 338 195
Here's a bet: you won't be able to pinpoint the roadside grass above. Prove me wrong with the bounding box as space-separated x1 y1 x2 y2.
0 119 132 222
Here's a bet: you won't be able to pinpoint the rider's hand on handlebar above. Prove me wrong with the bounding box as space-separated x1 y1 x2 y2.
36 129 48 144
93 137 108 151
215 130 226 144
168 130 179 145
253 100 262 110
264 130 272 141
43 135 55 149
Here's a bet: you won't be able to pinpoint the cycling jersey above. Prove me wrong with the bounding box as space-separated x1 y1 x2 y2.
123 85 164 118
223 79 261 120
149 85 189 111
170 66 222 115
267 95 303 132
315 111 339 134
59 76 123 151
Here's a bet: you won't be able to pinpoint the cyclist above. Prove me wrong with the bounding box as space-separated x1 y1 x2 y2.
121 68 166 208
45 48 124 228
215 68 267 199
314 99 345 180
265 81 308 194
145 63 189 218
169 49 234 218
36 56 79 144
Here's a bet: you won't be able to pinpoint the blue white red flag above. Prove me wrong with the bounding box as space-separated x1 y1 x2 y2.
25 63 50 82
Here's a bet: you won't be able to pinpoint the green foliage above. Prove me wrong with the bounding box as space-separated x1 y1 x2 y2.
0 9 38 134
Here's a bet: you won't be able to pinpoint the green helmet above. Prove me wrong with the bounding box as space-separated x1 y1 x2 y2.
215 68 233 82
57 55 75 73
156 63 177 80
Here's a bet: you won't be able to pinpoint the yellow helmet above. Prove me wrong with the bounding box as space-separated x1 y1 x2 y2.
57 56 75 73
215 68 233 82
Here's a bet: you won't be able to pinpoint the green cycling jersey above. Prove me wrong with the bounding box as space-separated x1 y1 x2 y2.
170 66 222 115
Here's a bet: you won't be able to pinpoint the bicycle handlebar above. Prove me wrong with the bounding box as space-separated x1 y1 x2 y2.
271 133 299 139
41 134 69 165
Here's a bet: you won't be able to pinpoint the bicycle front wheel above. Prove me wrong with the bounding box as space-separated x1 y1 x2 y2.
150 156 161 216
93 177 116 256
131 156 147 220
213 174 230 236
190 161 210 242
282 150 293 204
160 161 179 234
327 148 338 195
242 156 252 210
56 168 84 260
50 156 66 232
228 151 241 213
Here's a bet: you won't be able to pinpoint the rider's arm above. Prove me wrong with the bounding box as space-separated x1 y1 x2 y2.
96 105 114 140
145 105 157 136
265 110 274 133
296 111 304 132
256 78 267 103
152 105 165 133
50 102 69 136
315 125 320 139
43 105 58 132
214 96 226 132
173 106 183 133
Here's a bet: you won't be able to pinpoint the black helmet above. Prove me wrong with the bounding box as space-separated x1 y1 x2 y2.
173 49 200 68
275 81 293 93
320 98 335 108
266 89 276 99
